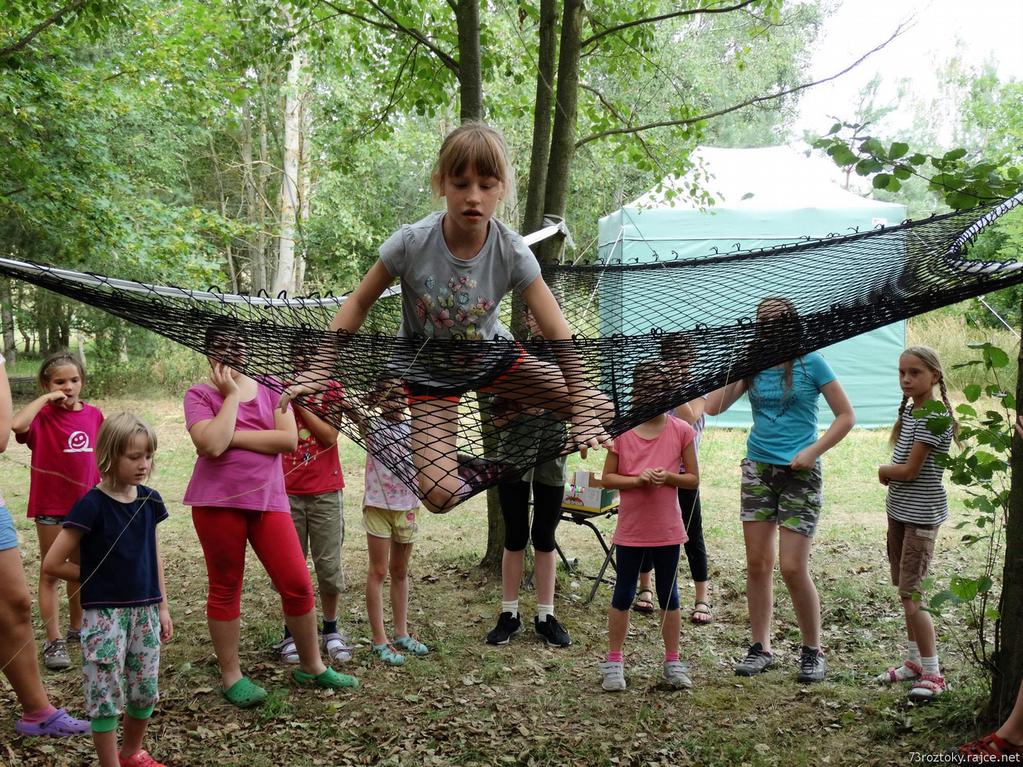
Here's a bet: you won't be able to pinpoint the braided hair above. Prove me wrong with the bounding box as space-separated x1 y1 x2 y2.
889 345 959 446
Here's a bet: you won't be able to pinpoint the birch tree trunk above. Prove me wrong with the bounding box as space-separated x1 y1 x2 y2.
0 278 16 364
272 47 305 295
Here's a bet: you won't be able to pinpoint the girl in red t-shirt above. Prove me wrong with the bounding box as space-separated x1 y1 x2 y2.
12 350 103 671
598 361 698 692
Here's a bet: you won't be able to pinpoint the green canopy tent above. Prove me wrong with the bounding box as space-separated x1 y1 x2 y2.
597 146 907 428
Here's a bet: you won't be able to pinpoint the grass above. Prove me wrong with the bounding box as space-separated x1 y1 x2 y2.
0 387 1002 767
0 311 1014 764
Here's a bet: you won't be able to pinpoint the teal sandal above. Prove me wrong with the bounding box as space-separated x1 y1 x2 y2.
393 634 429 656
292 667 359 689
222 677 268 708
372 643 406 666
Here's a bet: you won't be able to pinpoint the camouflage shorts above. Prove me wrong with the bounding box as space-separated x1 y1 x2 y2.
739 458 823 538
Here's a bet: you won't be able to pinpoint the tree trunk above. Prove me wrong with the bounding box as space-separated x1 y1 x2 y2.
455 0 482 122
1 278 16 364
256 95 271 291
240 104 263 293
522 0 558 237
537 0 583 267
482 0 560 570
988 295 1023 723
272 47 305 296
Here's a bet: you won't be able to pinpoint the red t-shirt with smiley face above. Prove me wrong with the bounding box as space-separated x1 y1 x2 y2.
16 401 103 518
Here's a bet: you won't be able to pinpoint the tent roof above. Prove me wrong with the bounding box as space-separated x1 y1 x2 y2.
627 146 905 211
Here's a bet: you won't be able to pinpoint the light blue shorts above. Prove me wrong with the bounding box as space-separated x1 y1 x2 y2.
0 506 19 552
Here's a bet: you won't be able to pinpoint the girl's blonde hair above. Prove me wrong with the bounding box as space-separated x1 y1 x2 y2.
95 412 158 479
430 122 515 201
889 345 959 445
38 350 86 389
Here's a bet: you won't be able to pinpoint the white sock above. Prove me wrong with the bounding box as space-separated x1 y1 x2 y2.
537 604 554 621
921 655 940 675
502 600 519 617
906 641 921 665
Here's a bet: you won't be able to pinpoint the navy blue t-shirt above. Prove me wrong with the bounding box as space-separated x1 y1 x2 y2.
63 486 168 609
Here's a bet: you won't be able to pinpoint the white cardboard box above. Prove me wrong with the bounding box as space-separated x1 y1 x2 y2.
562 470 619 514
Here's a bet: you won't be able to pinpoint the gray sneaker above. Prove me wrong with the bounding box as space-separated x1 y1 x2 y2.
600 660 626 691
734 642 773 676
662 660 693 689
42 639 71 671
796 646 827 683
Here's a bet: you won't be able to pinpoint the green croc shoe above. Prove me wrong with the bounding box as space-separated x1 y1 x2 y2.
222 677 267 708
293 667 359 690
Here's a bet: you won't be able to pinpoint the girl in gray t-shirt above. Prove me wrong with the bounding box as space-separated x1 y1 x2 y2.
281 123 612 512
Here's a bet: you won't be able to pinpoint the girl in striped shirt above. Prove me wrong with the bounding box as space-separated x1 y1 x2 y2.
876 346 956 702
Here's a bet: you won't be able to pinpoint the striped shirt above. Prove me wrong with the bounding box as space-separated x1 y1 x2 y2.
885 404 953 525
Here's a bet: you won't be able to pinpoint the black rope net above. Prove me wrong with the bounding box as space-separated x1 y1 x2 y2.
2 195 1021 511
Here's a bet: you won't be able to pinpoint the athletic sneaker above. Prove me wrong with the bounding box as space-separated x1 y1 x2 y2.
796 646 827 683
734 642 773 677
599 660 626 691
42 640 71 671
486 611 522 645
662 660 693 689
534 615 572 647
65 629 81 645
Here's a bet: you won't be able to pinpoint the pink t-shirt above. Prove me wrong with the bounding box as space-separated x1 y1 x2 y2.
282 381 345 496
16 402 103 518
362 415 419 511
611 416 695 548
183 383 291 513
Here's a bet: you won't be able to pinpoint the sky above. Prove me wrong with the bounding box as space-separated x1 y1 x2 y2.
794 0 1023 139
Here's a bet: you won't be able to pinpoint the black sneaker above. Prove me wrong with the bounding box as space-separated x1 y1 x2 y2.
734 642 773 676
534 615 572 647
485 611 522 645
796 646 827 683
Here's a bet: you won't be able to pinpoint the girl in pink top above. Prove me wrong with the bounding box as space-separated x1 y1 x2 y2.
12 350 103 670
598 361 698 692
183 323 356 708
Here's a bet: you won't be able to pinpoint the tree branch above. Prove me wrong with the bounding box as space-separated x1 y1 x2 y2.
576 24 906 149
0 0 91 59
581 0 760 49
356 0 460 73
315 0 399 35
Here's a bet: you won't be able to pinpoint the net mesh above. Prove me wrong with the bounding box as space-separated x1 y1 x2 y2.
2 194 1021 510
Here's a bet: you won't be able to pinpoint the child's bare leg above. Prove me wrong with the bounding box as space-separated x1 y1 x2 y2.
207 618 242 688
502 549 525 601
661 609 682 656
903 596 935 658
390 542 413 637
366 535 390 645
608 608 629 654
36 524 63 642
93 728 120 767
286 610 327 677
0 548 50 713
410 399 462 512
120 715 148 759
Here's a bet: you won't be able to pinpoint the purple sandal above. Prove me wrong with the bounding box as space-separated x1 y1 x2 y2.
15 707 90 737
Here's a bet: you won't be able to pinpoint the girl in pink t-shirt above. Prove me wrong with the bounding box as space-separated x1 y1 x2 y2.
183 324 357 708
597 361 698 692
13 350 103 670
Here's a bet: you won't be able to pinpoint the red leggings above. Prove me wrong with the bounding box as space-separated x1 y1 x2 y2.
191 507 314 621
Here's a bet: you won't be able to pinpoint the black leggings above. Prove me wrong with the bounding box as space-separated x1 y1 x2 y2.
639 487 708 583
498 480 563 553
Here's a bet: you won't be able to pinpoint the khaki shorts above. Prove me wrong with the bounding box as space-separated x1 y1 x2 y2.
887 518 940 598
739 458 823 538
363 505 419 544
288 490 345 594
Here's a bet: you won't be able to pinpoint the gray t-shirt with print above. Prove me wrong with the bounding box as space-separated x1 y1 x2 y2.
378 211 541 341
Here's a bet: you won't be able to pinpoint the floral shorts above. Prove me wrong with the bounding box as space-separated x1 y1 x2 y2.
81 605 161 720
363 505 419 544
